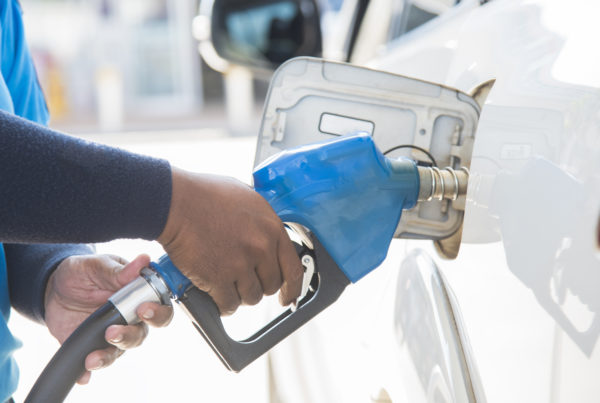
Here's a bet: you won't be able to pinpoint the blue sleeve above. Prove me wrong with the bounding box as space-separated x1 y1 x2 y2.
0 109 173 243
1 0 49 125
0 2 169 243
4 243 94 323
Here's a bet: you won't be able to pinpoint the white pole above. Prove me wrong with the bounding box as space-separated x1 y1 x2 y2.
224 65 255 136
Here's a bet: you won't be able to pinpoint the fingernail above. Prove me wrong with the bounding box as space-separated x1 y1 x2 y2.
110 334 123 343
90 360 104 370
142 309 154 320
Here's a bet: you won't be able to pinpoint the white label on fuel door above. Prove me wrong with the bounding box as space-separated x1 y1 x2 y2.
319 113 374 136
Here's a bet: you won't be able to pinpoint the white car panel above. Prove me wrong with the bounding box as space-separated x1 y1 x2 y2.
267 0 600 401
372 0 600 401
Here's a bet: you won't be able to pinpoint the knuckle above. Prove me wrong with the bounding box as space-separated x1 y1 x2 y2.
243 287 262 306
249 236 270 258
223 297 240 316
186 268 215 292
291 261 304 281
220 304 238 316
267 219 284 237
262 276 282 296
215 292 240 317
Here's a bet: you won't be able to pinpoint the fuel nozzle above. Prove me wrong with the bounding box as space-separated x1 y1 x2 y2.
416 166 469 202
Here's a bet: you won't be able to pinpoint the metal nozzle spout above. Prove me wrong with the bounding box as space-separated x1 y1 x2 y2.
417 166 469 201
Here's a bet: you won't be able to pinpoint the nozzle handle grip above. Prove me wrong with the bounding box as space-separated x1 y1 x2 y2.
177 235 350 372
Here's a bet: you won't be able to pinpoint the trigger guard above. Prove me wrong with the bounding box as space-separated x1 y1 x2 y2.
178 234 350 372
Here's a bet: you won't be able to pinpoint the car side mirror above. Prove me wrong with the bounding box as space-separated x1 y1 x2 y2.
194 0 322 72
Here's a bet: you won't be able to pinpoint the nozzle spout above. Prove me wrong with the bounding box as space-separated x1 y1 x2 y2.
417 166 469 201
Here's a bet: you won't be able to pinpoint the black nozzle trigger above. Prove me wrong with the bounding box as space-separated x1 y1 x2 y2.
177 234 350 372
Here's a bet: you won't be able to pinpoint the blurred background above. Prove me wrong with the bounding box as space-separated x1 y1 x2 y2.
22 0 221 133
19 0 346 135
17 0 443 135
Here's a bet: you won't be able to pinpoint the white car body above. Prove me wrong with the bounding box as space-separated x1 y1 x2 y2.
265 0 600 402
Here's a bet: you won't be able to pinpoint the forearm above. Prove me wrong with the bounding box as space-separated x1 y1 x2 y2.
0 110 172 243
5 243 94 322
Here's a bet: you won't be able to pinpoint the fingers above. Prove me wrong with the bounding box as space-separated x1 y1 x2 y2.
105 323 148 350
210 285 241 316
77 370 91 385
88 253 150 293
136 302 173 327
255 245 283 297
106 254 128 266
79 302 171 384
276 228 304 306
208 227 301 313
105 302 173 349
115 254 151 287
236 270 264 306
214 242 277 313
84 345 124 373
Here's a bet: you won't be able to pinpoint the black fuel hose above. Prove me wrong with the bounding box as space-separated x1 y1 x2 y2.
25 302 126 403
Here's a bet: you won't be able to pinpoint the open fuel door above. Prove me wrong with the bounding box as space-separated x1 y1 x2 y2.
254 57 480 240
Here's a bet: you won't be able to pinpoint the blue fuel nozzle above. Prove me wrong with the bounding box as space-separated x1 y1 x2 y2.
253 133 420 282
148 133 421 371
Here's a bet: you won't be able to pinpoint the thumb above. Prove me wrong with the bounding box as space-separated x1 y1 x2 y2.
115 254 151 287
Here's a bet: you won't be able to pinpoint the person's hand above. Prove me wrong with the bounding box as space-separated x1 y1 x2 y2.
44 254 173 385
158 168 304 316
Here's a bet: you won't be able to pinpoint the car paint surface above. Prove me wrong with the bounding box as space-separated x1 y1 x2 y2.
268 0 600 401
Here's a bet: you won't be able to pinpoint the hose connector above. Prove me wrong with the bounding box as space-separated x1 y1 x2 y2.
108 267 171 325
417 166 469 202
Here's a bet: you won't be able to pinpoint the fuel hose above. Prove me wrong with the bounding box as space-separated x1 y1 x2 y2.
25 267 169 403
24 302 126 403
